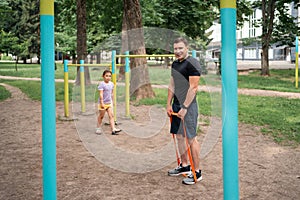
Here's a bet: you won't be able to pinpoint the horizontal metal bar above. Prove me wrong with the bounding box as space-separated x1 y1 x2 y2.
116 54 175 58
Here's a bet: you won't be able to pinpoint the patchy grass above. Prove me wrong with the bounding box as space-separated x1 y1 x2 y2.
239 95 300 145
0 85 11 101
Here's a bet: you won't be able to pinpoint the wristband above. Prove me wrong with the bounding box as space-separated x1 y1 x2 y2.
181 104 188 109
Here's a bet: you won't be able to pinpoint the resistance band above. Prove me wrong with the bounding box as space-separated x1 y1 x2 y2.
171 112 197 182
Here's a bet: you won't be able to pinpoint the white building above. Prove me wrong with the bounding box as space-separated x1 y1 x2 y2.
207 2 299 61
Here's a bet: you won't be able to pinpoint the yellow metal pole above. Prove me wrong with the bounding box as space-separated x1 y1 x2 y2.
80 60 86 113
64 60 69 117
296 55 298 89
67 63 124 67
111 51 117 122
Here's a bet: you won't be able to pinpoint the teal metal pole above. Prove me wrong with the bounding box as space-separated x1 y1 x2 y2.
192 50 196 58
221 0 239 199
125 51 130 117
40 0 57 199
296 36 298 53
295 36 298 88
80 60 86 113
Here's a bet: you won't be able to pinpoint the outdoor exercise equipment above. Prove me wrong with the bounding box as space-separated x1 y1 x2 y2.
80 60 86 113
116 52 176 118
63 60 123 118
221 0 239 199
295 36 299 89
40 0 57 199
41 0 239 198
182 119 198 183
169 114 183 169
63 53 176 120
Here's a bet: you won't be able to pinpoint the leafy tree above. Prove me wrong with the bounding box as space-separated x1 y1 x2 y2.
253 0 299 76
55 0 77 63
55 0 123 85
0 30 27 70
0 31 16 56
23 0 40 63
1 0 40 64
0 1 13 32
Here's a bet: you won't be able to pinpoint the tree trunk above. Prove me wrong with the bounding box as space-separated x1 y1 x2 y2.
15 57 18 71
261 45 270 76
260 0 275 76
123 0 155 100
75 0 91 85
119 12 128 81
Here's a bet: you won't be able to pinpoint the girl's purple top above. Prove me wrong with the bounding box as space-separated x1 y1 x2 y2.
98 81 114 104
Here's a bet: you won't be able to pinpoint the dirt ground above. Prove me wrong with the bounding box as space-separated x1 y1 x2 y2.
0 83 300 200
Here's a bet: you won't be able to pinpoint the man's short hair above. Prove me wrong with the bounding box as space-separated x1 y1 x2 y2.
174 37 189 47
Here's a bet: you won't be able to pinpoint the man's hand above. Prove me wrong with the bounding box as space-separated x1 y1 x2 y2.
177 108 187 119
167 105 173 117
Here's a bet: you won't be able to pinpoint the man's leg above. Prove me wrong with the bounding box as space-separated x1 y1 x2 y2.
176 134 188 166
182 136 202 184
189 137 200 171
168 133 191 176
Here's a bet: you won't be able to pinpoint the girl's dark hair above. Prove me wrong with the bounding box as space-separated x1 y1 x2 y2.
102 69 112 76
174 37 189 47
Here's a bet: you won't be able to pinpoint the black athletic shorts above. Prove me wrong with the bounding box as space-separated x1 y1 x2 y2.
170 102 198 139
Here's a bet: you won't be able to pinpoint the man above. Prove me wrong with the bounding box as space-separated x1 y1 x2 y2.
166 37 202 185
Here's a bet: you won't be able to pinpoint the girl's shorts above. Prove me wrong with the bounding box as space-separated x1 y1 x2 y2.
98 103 112 111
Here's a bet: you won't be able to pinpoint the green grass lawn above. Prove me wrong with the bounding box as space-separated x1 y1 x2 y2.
0 62 299 145
238 69 299 93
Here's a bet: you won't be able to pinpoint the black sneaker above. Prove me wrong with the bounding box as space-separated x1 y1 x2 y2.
182 170 202 185
168 164 191 176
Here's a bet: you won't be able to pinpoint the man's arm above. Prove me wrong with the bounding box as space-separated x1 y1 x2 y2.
182 76 200 108
167 77 175 116
177 76 200 119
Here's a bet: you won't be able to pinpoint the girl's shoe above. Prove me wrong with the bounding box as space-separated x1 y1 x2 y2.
95 128 102 135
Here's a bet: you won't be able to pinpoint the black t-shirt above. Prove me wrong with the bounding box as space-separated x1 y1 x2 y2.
171 56 201 105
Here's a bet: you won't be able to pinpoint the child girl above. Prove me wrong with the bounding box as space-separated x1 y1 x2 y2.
96 70 121 135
